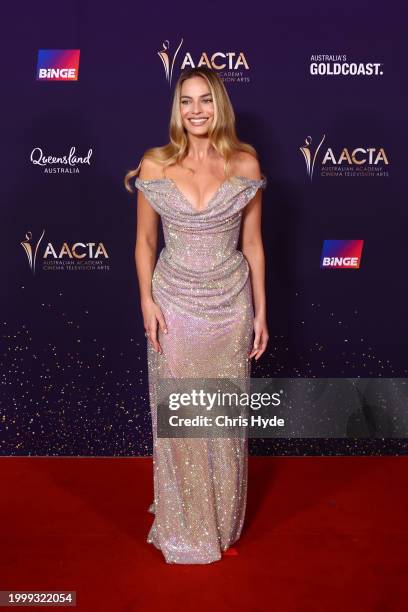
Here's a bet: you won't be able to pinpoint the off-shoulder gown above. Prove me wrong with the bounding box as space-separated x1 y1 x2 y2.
135 174 267 564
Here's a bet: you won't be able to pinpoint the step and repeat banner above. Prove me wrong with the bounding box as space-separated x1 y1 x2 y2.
1 3 406 455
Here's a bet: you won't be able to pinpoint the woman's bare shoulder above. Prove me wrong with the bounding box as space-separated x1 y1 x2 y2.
232 151 261 180
138 156 164 180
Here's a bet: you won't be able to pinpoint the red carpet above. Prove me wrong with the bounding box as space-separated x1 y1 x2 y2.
1 456 407 611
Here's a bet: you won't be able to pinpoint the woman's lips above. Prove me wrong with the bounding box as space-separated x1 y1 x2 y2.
189 118 208 125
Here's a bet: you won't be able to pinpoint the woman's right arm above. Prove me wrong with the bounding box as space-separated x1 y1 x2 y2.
135 158 168 354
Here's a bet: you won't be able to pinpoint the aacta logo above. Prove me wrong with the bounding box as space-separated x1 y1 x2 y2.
21 229 109 275
320 240 364 269
158 39 184 85
21 230 45 275
158 38 249 85
300 134 389 180
36 49 80 81
43 242 108 258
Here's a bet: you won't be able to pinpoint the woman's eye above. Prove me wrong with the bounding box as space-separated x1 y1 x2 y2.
181 99 212 104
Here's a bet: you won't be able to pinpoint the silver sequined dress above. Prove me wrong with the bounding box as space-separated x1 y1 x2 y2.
135 174 267 564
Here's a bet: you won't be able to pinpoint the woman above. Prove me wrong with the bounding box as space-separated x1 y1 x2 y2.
125 66 268 564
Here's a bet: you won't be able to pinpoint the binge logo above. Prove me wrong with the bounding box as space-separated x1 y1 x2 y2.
36 50 80 81
320 240 364 269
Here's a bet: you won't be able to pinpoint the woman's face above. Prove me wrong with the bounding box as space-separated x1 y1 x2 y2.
180 76 215 135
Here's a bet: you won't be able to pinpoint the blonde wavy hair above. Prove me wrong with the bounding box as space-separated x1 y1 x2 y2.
124 66 263 193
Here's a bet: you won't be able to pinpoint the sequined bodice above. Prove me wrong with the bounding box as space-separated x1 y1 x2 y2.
135 175 267 273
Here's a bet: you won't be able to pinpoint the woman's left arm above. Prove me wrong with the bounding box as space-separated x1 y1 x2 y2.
240 181 269 361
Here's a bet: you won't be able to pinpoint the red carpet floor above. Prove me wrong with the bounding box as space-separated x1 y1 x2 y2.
0 456 407 611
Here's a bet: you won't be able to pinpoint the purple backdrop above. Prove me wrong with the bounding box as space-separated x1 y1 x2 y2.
1 1 406 455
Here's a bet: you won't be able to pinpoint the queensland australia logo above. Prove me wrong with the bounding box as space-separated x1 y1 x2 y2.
158 38 250 85
30 146 92 174
300 134 389 181
21 230 109 274
320 240 364 269
309 54 383 76
36 49 80 81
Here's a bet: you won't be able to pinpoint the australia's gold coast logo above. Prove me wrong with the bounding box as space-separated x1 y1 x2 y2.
300 134 390 181
158 38 250 85
21 229 110 274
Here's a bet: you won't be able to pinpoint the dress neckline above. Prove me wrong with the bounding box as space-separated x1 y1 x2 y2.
136 175 265 214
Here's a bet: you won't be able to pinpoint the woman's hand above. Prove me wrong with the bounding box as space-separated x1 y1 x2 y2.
141 298 168 354
248 315 269 360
